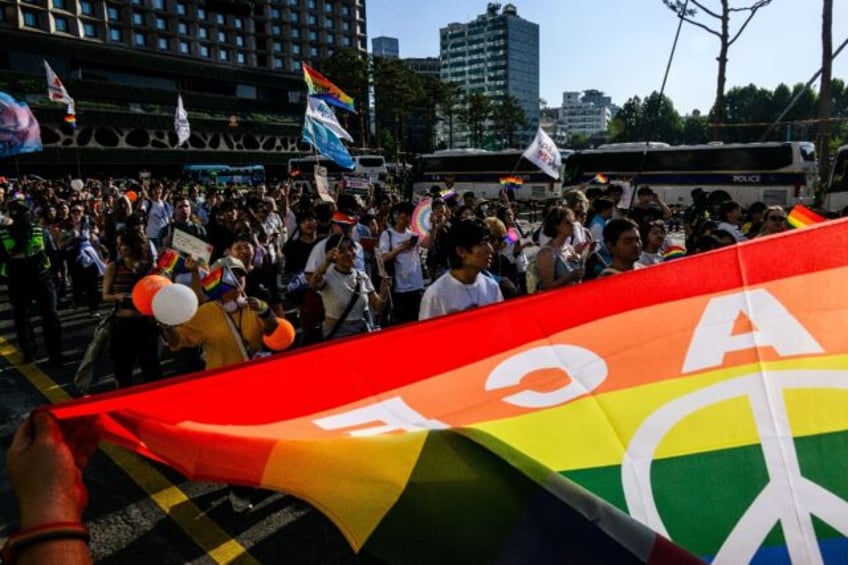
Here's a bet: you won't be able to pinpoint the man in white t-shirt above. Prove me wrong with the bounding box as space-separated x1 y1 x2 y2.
380 201 426 324
141 183 172 251
420 218 503 320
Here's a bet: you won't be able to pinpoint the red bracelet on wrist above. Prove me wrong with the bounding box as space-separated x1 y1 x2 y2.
1 521 89 563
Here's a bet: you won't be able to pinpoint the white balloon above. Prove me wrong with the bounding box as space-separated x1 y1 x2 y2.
152 284 198 326
70 179 84 191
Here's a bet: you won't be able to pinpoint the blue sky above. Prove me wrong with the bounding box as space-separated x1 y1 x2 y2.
366 1 847 115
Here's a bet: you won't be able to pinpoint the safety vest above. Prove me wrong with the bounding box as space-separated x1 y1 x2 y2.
0 226 50 278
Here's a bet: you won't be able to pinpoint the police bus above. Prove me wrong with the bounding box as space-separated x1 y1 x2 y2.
824 145 848 212
411 149 568 202
562 141 817 207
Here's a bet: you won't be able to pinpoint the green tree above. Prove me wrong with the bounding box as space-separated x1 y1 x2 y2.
681 114 710 144
662 0 774 138
322 49 370 147
438 81 462 149
609 96 643 142
491 94 528 149
459 91 493 148
723 84 774 141
372 57 424 160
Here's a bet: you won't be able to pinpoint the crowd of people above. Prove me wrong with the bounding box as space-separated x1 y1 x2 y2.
0 174 796 392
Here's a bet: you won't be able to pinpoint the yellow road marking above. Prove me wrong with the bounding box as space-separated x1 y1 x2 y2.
0 336 257 564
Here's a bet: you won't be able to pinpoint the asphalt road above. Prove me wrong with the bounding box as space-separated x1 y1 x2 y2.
0 286 358 564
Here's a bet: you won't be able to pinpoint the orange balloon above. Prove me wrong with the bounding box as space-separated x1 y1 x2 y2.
263 318 296 351
132 275 172 316
126 190 138 203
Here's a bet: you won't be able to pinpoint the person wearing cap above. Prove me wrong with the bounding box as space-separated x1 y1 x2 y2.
159 256 282 371
0 196 63 365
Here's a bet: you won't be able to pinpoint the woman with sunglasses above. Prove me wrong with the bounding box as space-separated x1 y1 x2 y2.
756 206 788 238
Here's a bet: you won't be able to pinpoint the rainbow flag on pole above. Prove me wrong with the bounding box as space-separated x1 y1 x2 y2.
787 203 826 229
199 265 239 300
49 221 848 562
302 63 356 113
499 176 524 189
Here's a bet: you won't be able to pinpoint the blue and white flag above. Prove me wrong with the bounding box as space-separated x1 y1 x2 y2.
522 127 561 179
175 94 191 146
302 113 355 170
0 92 42 158
306 98 353 142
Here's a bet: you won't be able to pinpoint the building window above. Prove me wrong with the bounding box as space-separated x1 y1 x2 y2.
157 36 168 49
270 8 280 18
197 25 208 39
291 28 300 39
272 40 282 52
109 27 122 41
215 13 224 24
196 8 206 20
309 46 318 57
80 1 94 15
54 15 69 32
234 17 243 29
132 12 143 25
288 0 298 5
290 11 299 23
107 6 119 20
291 60 300 71
155 16 166 30
341 5 350 16
271 24 281 35
236 51 245 64
325 18 333 29
307 14 316 25
217 30 225 42
83 22 97 37
153 0 165 10
273 57 283 69
326 32 334 44
308 30 317 41
235 34 244 46
341 21 350 31
324 3 333 13
179 40 189 53
175 2 185 15
200 45 210 57
292 44 300 54
53 0 66 10
177 21 187 34
23 11 38 27
134 32 146 46
341 35 350 46
218 49 229 61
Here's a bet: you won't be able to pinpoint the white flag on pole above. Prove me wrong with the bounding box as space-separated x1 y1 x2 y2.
522 127 561 179
43 60 74 107
175 94 191 146
306 97 353 142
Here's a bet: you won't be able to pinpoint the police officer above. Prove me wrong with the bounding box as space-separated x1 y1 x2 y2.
0 195 63 364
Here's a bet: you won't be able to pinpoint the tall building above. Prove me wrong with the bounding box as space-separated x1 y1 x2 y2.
558 90 614 139
439 3 539 149
0 0 367 177
371 35 398 58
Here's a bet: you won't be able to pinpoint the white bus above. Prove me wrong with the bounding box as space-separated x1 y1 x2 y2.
824 145 848 212
411 149 568 203
288 154 386 190
563 141 817 207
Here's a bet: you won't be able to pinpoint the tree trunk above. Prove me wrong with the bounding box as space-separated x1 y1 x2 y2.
817 0 834 205
711 0 730 141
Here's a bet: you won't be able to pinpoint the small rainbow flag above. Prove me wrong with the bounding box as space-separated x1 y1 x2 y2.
64 112 77 128
331 211 356 225
787 204 826 229
302 63 356 113
156 248 185 274
200 266 239 300
505 227 520 243
440 189 457 201
591 173 609 184
499 176 524 189
661 244 687 260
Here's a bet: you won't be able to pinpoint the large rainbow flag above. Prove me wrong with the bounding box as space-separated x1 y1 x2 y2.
49 220 848 562
302 63 356 114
